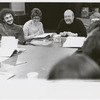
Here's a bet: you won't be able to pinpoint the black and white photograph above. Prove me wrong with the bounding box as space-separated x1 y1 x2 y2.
0 1 100 99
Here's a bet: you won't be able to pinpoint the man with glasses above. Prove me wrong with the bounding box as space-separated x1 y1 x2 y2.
23 8 44 41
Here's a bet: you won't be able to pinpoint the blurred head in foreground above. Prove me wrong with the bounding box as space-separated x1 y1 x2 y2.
82 30 100 66
48 54 100 80
87 20 100 37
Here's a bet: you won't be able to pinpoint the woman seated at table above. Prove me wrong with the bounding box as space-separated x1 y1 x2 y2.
48 54 100 80
23 8 44 41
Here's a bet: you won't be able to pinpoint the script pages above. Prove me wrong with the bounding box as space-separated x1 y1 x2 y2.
0 36 18 57
63 37 86 48
30 33 53 46
0 36 18 79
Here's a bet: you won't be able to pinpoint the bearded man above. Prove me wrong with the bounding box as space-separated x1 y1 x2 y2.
0 8 25 44
56 9 87 37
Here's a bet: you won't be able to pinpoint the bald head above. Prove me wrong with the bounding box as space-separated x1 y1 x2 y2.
64 9 74 24
64 9 74 16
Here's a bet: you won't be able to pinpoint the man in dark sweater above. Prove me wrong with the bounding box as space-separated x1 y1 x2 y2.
0 8 25 44
56 9 87 37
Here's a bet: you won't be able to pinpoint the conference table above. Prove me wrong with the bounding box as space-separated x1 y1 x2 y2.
1 37 77 79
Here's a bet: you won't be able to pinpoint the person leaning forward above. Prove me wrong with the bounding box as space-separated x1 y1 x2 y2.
56 9 87 37
0 8 25 45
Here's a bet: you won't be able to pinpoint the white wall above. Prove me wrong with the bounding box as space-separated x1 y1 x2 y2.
10 2 25 14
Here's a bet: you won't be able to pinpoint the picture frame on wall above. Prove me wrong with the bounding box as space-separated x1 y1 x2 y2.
81 7 89 18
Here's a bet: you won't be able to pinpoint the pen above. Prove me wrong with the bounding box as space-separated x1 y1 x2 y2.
16 61 27 65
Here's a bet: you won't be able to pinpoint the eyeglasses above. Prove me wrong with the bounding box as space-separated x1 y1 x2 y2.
32 17 40 20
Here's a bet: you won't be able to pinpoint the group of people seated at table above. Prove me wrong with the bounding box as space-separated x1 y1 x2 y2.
48 18 100 80
0 7 87 44
0 7 100 80
0 7 99 43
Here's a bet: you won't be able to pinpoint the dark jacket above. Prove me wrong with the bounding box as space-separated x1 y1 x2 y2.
0 23 25 44
56 18 87 37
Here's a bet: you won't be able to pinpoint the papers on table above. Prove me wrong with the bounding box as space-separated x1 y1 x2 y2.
30 40 52 46
0 47 16 57
34 33 54 39
0 62 15 80
0 36 18 57
16 48 26 53
63 37 86 48
30 33 54 46
0 62 15 70
1 36 18 49
0 57 9 63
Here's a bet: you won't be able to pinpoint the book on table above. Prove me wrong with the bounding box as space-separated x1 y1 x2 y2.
30 33 54 46
33 33 54 39
30 40 52 46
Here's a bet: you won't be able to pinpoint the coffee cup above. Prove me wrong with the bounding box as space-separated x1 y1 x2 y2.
53 35 61 42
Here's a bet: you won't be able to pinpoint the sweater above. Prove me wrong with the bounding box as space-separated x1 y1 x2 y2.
0 23 25 44
56 18 87 37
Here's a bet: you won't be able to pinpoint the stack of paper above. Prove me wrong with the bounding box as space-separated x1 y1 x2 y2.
0 36 18 57
30 40 52 46
0 57 9 63
63 37 86 48
34 33 54 39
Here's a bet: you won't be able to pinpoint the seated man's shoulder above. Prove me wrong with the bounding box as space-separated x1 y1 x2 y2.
74 18 85 26
23 20 32 27
60 18 64 22
58 18 65 25
26 20 32 24
13 24 23 31
38 21 43 25
14 24 22 28
0 23 3 26
75 18 83 23
0 23 5 29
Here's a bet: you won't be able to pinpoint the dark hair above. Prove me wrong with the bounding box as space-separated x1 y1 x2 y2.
48 54 100 80
0 8 15 22
82 31 100 66
31 8 42 19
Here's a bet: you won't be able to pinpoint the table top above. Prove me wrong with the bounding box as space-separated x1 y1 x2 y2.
1 37 77 79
